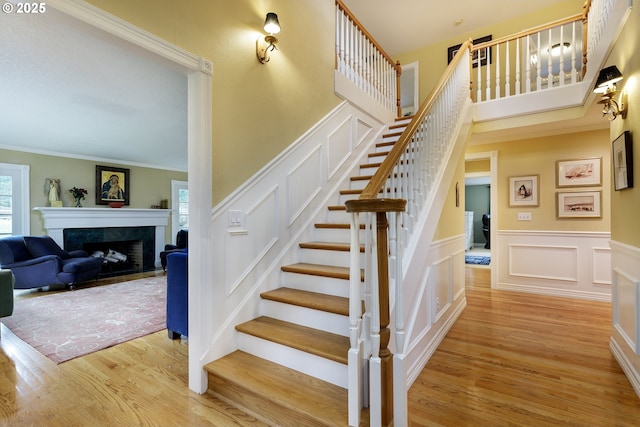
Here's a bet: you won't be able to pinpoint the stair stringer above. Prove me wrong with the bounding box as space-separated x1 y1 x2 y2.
201 101 389 379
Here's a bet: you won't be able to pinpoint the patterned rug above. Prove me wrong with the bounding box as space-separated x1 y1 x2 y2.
1 276 166 364
465 255 491 265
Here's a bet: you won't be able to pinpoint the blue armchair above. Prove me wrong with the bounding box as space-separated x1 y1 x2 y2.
0 235 104 290
0 269 14 339
166 251 188 339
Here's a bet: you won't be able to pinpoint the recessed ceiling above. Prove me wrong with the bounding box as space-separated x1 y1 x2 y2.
0 6 188 171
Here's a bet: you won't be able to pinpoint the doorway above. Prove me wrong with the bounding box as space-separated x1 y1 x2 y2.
400 62 419 116
465 151 498 287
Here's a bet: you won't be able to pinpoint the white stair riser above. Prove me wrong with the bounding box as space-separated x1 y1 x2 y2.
281 272 350 298
238 333 348 388
297 248 359 268
312 227 357 243
260 299 349 336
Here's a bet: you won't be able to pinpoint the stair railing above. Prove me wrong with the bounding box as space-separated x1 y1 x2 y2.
345 41 472 427
335 0 402 117
471 9 588 101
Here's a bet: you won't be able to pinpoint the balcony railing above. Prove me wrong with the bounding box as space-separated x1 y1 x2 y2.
335 0 401 118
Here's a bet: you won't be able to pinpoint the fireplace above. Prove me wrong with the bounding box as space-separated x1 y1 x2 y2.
64 227 155 276
34 207 171 271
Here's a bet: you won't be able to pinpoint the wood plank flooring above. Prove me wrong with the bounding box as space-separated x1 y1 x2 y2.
1 268 639 426
408 267 640 426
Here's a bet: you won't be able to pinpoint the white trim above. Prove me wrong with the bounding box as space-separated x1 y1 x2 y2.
171 180 188 241
465 150 498 288
0 163 30 236
44 0 213 394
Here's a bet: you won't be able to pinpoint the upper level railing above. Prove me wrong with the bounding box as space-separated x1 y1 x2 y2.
335 0 402 117
469 0 614 103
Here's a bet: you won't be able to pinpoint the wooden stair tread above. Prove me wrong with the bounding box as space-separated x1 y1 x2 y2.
236 316 349 364
340 188 363 195
281 262 363 281
261 287 349 316
350 175 372 181
314 223 365 230
299 241 363 252
205 350 348 426
327 205 346 211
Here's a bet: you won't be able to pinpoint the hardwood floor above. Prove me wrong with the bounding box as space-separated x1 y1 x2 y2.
1 268 639 426
408 268 640 426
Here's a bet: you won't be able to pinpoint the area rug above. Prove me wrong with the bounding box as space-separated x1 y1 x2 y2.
1 276 166 364
465 255 491 265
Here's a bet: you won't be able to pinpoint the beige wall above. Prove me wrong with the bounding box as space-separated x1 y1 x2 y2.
1 148 187 242
466 129 610 231
434 152 466 241
395 0 583 103
607 1 640 247
84 0 341 205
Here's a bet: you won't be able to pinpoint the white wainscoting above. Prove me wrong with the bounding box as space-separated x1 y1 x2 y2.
202 101 386 364
610 240 640 398
497 230 611 301
401 234 467 386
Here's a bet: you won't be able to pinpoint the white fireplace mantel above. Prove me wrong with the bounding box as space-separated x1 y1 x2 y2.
34 207 171 268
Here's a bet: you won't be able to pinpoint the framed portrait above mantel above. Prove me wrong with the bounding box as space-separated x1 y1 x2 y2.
95 165 130 206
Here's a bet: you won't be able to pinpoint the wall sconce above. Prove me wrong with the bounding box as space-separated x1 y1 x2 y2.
256 12 280 64
594 65 628 121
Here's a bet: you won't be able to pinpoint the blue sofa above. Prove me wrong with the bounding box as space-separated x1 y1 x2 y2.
166 251 188 338
0 235 104 290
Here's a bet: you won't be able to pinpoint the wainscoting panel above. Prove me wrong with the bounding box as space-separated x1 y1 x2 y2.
497 231 611 301
508 244 578 282
610 240 640 398
206 101 386 364
327 116 353 181
287 145 323 226
403 235 467 386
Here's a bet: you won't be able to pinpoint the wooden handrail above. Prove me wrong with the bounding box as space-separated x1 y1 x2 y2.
471 13 584 53
335 0 402 74
346 39 472 211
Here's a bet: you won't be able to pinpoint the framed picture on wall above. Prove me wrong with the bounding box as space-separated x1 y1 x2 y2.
556 158 602 187
612 130 633 190
447 35 492 67
556 190 601 218
509 175 539 206
95 165 130 206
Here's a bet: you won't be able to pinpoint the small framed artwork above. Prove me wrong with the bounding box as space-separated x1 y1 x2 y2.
509 175 539 207
557 190 601 218
447 35 492 67
95 165 130 205
556 157 602 187
612 130 633 190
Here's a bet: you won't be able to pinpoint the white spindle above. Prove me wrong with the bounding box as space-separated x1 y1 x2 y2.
571 21 577 83
525 35 531 93
547 29 553 88
536 33 542 90
495 43 501 99
485 46 491 100
505 40 511 97
559 25 566 86
515 38 521 95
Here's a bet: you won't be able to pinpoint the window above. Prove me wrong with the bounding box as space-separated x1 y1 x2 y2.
0 163 30 237
171 180 188 243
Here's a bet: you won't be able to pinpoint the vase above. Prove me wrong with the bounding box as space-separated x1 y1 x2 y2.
75 198 82 208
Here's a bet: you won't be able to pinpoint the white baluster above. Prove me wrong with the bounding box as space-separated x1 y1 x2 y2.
348 212 362 427
536 33 542 90
547 29 553 88
485 46 491 101
495 43 501 99
559 25 565 86
505 40 511 97
515 38 521 95
525 35 531 93
571 21 577 84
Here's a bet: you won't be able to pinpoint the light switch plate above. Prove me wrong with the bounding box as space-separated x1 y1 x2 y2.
517 212 532 221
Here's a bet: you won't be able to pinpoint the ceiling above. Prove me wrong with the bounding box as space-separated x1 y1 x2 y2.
0 7 188 171
0 2 603 172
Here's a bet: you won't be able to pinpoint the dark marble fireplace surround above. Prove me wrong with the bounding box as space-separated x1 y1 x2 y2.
64 226 155 275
